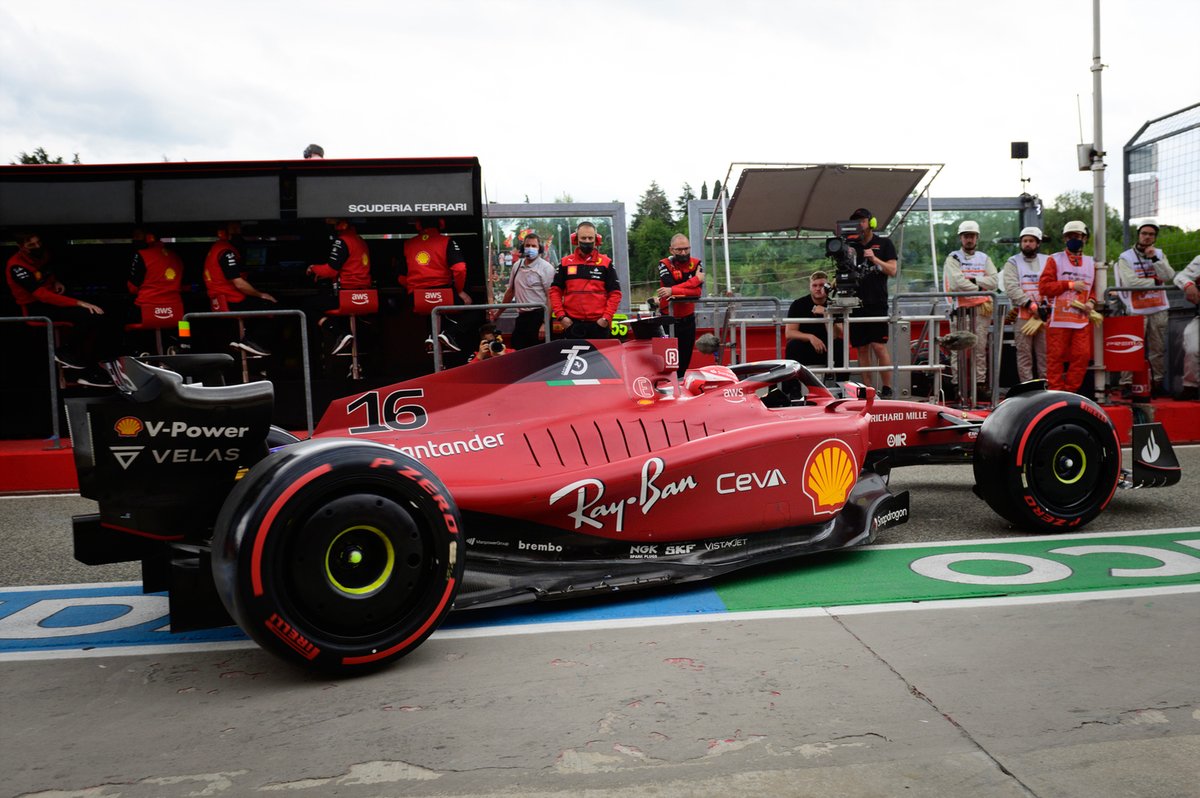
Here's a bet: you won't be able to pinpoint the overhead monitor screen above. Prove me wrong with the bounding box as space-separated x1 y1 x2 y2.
143 176 280 222
0 180 136 225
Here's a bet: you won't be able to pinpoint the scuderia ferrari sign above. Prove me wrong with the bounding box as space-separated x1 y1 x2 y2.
297 172 475 217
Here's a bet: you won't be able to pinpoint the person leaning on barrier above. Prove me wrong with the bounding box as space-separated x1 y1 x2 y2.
497 232 555 349
308 218 372 355
1115 222 1175 397
550 221 621 341
785 270 844 370
657 234 704 377
4 231 118 387
398 217 469 353
1002 226 1050 383
1173 255 1199 401
846 208 897 398
943 220 999 401
204 222 277 357
1039 220 1099 394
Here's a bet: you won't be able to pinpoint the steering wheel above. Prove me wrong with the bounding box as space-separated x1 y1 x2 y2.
728 360 802 392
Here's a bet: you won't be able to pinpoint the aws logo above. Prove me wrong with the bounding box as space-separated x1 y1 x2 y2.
802 439 858 515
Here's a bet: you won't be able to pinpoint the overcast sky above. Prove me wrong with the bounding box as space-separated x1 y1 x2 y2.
2 0 1196 223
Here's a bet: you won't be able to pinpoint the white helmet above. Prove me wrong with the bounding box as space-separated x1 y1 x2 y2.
1019 226 1044 241
957 220 980 235
1062 220 1088 235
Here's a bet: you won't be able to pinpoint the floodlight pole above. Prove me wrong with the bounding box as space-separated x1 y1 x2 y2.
1091 0 1108 395
720 186 733 291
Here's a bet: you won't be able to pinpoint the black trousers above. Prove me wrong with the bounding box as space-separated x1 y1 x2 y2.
512 310 546 349
669 314 696 377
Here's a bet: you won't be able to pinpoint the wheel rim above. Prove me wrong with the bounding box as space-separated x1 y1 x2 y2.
283 492 431 638
1027 423 1105 512
325 526 396 596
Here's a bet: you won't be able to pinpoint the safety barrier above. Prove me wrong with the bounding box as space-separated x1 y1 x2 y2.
430 302 551 372
0 315 62 447
183 309 315 436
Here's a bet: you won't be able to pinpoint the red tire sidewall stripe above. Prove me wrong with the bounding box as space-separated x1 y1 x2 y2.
340 576 457 666
1014 400 1069 467
251 463 333 597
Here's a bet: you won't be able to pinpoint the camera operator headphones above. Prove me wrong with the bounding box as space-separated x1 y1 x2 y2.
851 208 877 229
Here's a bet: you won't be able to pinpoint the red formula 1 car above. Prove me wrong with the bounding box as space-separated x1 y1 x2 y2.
66 320 1181 673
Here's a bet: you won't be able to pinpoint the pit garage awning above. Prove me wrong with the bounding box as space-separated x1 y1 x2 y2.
723 163 939 234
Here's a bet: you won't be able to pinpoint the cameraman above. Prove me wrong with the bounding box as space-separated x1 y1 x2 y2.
846 208 898 397
470 322 508 362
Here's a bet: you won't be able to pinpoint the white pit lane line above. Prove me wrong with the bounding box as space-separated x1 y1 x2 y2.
2 526 1198 664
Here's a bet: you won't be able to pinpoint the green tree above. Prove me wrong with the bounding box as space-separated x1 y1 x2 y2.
712 179 723 201
676 182 696 219
628 217 674 298
1042 191 1122 260
700 181 709 200
13 147 80 164
631 181 674 230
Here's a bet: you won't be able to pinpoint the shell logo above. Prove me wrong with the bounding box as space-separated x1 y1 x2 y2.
1104 334 1143 354
165 267 177 280
114 416 144 437
802 438 858 515
415 251 432 266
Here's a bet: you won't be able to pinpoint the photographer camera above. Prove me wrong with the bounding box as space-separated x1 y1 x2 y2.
470 322 508 362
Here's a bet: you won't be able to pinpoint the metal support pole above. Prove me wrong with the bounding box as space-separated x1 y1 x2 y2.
0 316 62 448
1091 0 1108 396
431 302 551 372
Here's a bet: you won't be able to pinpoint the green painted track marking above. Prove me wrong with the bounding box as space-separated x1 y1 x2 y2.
715 530 1200 613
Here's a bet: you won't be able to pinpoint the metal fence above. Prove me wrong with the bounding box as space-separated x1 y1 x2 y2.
1124 102 1200 266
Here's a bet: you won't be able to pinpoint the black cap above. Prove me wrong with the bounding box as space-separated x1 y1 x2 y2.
850 208 872 220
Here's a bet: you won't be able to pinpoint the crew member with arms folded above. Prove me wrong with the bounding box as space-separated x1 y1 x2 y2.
1115 222 1175 397
204 222 277 357
5 231 117 387
1039 220 1099 394
657 234 704 376
550 221 621 340
944 220 999 400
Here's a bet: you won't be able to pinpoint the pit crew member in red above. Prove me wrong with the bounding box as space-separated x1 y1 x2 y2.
1038 220 1098 393
657 234 704 376
398 218 470 353
204 222 277 357
128 228 183 311
5 231 117 386
550 221 622 340
307 219 372 355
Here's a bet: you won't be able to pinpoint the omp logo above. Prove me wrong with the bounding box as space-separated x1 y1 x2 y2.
1104 334 1143 354
802 439 858 515
350 292 370 305
114 417 143 437
109 446 144 470
716 469 787 494
560 345 590 376
152 306 174 319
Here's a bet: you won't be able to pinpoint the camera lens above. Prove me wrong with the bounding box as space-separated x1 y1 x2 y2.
489 339 505 354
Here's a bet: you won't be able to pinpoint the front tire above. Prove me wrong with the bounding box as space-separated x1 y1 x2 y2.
212 439 463 674
973 390 1120 531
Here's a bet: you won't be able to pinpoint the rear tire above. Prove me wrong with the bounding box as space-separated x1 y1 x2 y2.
973 390 1120 531
212 439 463 674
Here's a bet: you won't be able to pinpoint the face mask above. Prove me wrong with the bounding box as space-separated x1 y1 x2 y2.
672 253 689 264
578 242 595 254
26 247 42 258
1066 238 1084 253
524 247 539 259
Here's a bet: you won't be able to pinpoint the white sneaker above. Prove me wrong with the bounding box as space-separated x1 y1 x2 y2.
438 332 461 353
332 334 353 355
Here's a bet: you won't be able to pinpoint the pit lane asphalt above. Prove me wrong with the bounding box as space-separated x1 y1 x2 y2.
2 450 1198 797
